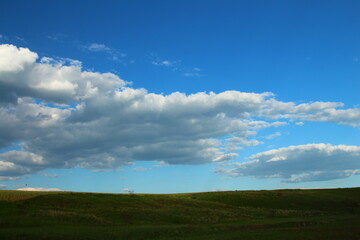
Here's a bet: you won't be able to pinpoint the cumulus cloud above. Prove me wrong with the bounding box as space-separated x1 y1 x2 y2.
16 187 62 191
0 44 359 180
0 151 47 177
0 184 6 189
0 44 126 104
217 144 360 182
259 100 360 127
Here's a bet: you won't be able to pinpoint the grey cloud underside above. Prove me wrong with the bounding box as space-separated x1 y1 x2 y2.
0 44 360 180
216 144 360 182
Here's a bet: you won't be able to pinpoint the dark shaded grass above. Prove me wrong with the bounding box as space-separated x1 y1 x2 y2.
0 188 359 239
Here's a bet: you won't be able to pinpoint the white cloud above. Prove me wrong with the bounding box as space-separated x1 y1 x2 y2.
0 44 359 180
0 184 6 189
46 33 67 42
151 57 203 77
226 137 263 151
132 167 150 172
0 34 9 41
0 176 19 181
43 173 58 178
0 44 37 72
149 53 181 69
263 132 281 140
87 43 111 52
184 67 202 77
0 44 126 104
183 72 201 77
0 151 47 177
16 187 62 191
91 169 107 173
153 161 168 168
217 144 360 182
152 60 175 66
228 137 263 147
85 43 127 63
15 36 26 43
210 188 227 192
259 100 360 127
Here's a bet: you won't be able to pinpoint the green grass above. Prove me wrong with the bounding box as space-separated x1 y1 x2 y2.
0 188 360 239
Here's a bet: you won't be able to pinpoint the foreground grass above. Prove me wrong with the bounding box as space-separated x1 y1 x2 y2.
0 188 359 239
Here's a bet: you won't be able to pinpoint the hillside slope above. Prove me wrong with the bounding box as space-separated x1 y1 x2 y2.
0 188 359 240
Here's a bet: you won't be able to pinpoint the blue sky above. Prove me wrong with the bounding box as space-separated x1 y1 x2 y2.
0 0 359 193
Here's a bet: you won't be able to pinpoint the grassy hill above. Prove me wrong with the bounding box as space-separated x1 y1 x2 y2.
0 188 359 239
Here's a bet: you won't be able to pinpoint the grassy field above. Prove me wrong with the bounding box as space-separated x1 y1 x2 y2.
0 188 359 239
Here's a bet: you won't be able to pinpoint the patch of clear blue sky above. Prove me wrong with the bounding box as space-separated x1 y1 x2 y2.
1 0 359 192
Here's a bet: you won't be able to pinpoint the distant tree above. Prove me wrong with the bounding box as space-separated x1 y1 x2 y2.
128 190 135 197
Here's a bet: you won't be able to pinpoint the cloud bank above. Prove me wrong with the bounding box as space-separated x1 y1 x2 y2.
0 44 359 181
217 144 360 182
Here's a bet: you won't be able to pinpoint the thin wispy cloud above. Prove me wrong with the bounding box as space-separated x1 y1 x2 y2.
183 67 202 77
132 167 150 172
183 72 201 77
47 35 129 65
152 60 174 66
91 169 122 173
85 42 127 63
14 36 26 43
153 161 168 168
150 54 202 76
46 33 68 42
0 34 26 44
0 177 19 181
262 132 281 140
43 174 58 178
0 34 10 42
91 169 108 173
87 43 111 53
